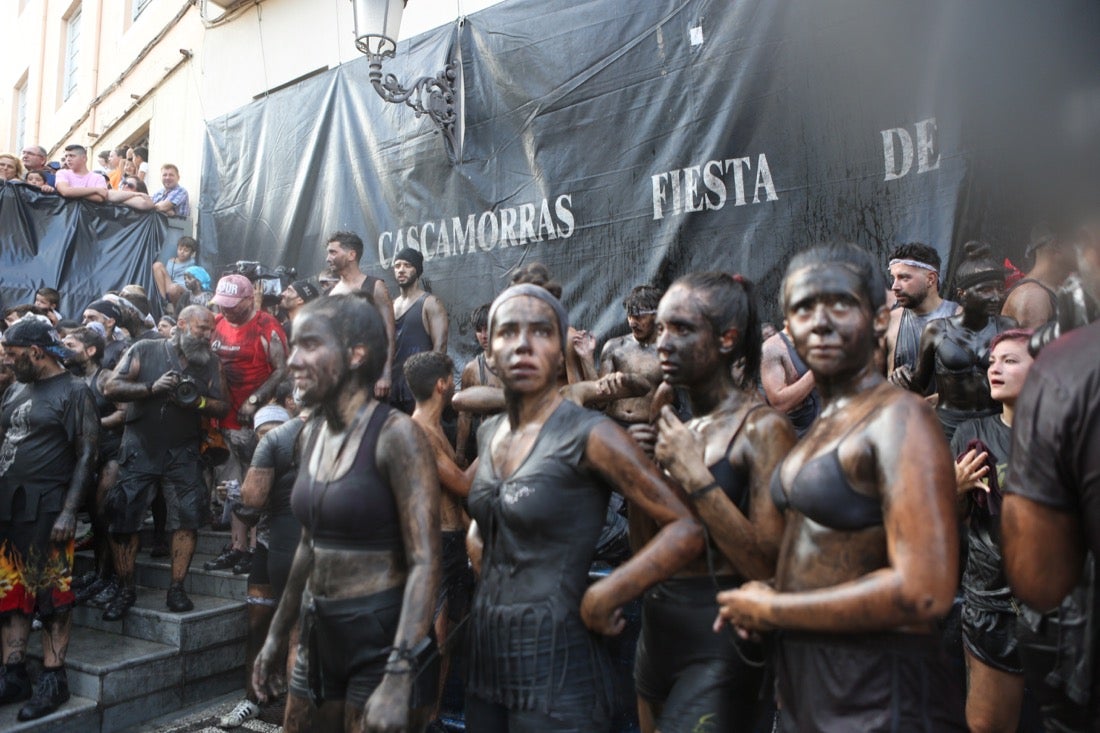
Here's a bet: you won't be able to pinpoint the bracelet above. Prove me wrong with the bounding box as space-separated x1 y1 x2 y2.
689 481 720 500
383 662 413 675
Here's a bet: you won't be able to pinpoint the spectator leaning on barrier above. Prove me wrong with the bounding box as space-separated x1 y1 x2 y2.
20 146 52 186
0 153 24 182
152 164 190 218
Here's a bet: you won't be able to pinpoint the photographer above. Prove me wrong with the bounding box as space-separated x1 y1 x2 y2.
101 305 228 621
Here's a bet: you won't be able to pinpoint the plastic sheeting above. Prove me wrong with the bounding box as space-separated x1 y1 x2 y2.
199 0 1099 360
0 184 166 321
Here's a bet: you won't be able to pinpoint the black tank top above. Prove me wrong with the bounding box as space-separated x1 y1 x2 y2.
1008 278 1058 320
290 404 403 550
393 294 434 407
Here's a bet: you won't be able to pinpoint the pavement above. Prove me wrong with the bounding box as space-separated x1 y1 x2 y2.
117 692 285 733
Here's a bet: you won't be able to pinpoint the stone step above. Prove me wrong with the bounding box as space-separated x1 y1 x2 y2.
135 526 234 557
72 585 246 651
75 550 249 600
28 625 246 732
0 694 98 733
29 627 177 708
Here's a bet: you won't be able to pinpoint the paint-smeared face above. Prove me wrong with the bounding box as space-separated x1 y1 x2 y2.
889 262 934 309
958 278 1005 316
393 259 419 287
2 344 38 383
489 296 563 394
785 264 882 381
325 242 355 274
655 284 721 385
288 312 347 406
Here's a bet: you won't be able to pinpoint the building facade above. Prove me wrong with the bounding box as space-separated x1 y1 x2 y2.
1 0 491 232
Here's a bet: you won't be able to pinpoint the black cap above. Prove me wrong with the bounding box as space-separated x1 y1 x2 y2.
290 280 320 302
1 314 73 361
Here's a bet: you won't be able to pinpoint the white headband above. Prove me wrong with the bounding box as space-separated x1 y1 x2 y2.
889 258 938 274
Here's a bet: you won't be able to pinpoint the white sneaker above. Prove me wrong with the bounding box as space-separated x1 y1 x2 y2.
218 698 260 728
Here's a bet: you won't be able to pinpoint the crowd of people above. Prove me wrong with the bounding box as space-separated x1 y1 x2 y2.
1 142 190 217
1 216 1099 733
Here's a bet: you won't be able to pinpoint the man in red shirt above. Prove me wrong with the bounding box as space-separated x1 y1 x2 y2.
208 275 288 573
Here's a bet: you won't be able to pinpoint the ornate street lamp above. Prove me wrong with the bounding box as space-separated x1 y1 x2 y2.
350 0 460 152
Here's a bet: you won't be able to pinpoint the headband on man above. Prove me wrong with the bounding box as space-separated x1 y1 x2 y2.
488 284 569 353
85 299 121 322
889 258 938 274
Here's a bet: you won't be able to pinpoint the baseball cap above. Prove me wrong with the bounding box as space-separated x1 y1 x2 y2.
1 314 73 361
212 274 254 308
290 280 320 302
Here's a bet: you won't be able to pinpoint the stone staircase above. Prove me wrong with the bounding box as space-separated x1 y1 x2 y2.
1 528 248 733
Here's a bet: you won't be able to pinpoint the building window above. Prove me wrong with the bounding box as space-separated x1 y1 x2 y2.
63 5 82 101
133 0 151 21
15 81 28 151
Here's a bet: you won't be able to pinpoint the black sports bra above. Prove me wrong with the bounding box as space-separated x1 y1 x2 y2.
290 404 403 550
705 404 766 515
769 450 883 531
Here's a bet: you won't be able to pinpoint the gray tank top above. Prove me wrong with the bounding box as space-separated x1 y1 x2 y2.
894 299 958 371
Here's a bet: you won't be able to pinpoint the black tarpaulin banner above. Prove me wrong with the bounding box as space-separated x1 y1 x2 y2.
198 0 1099 363
0 184 166 321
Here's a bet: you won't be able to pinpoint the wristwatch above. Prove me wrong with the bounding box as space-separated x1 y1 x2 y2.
248 395 260 406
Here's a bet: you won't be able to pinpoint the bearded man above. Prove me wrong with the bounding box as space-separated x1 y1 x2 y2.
101 306 228 620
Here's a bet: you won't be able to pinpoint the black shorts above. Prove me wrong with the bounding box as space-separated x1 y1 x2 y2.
961 603 1023 674
248 544 271 586
266 513 301 600
107 443 208 534
97 431 122 469
634 577 765 732
289 585 438 708
774 631 967 732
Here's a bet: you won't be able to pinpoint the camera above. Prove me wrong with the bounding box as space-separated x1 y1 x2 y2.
224 261 298 304
171 375 201 407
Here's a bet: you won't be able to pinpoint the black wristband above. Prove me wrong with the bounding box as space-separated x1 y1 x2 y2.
689 481 720 500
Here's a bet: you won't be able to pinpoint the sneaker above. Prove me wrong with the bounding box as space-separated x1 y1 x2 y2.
217 698 260 728
231 550 253 576
166 583 194 613
0 664 32 705
74 575 110 605
203 548 243 572
89 578 120 609
16 668 69 721
102 586 137 621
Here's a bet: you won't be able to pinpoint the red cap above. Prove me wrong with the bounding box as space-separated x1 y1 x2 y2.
212 274 254 307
